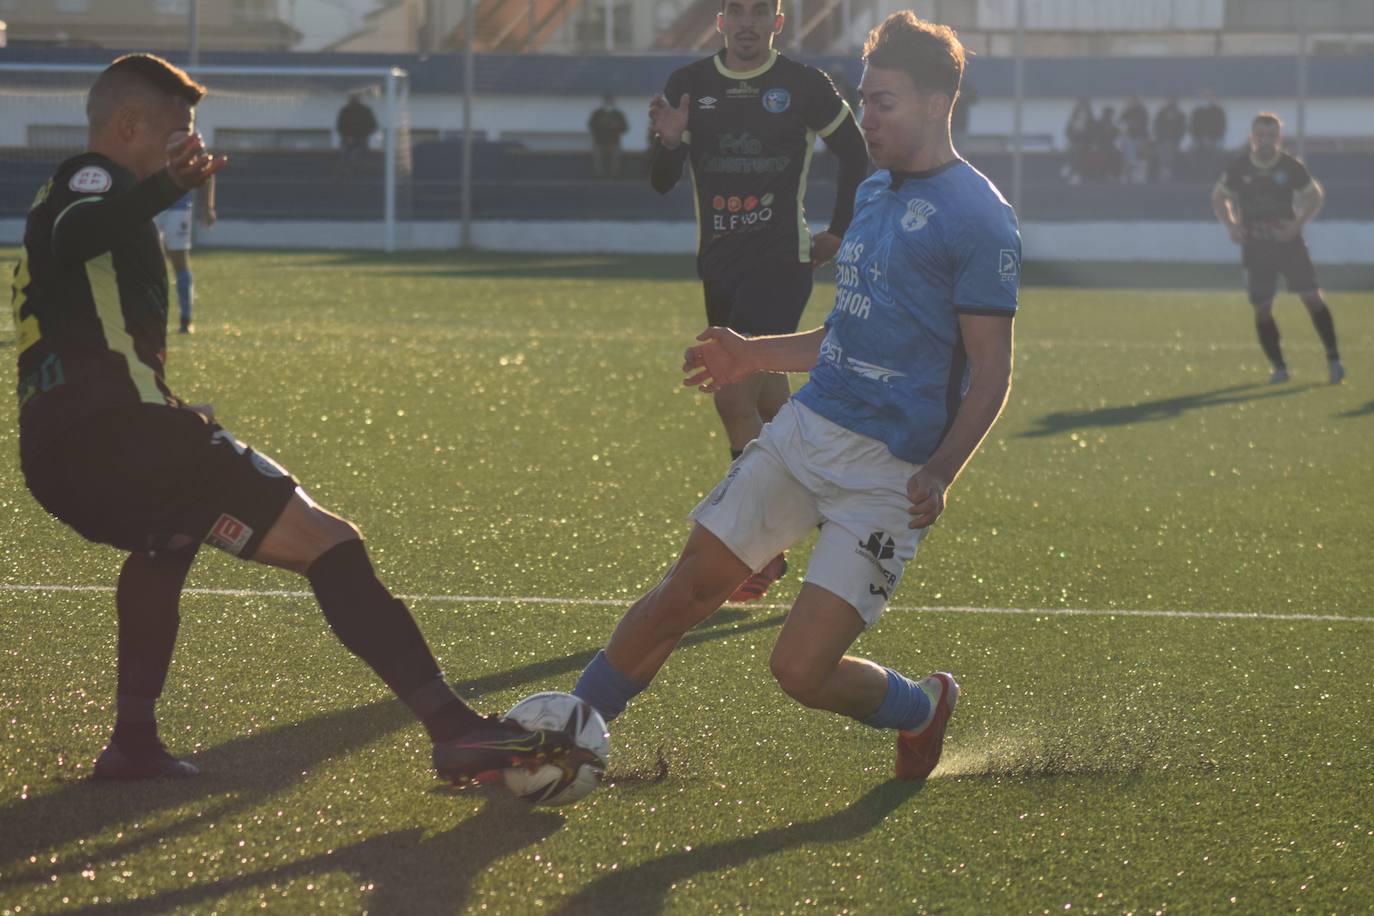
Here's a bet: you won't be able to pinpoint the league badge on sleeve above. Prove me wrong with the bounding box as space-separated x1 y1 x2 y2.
999 249 1019 283
69 166 113 194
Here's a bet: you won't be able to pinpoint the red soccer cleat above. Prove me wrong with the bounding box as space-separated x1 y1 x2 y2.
728 554 787 602
895 672 960 780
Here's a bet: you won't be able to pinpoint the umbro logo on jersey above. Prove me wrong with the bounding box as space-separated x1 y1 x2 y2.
699 96 718 110
901 198 937 232
860 532 895 561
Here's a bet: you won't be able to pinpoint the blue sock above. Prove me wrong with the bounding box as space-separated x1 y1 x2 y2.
175 268 193 322
573 649 646 722
861 667 932 732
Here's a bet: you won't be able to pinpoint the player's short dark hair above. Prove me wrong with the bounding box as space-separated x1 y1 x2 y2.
862 11 965 100
87 54 206 128
1252 112 1282 130
720 0 783 12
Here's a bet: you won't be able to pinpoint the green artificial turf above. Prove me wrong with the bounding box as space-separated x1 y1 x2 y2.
1 249 1371 914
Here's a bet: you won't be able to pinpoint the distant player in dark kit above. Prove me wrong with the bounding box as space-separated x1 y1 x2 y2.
648 0 871 601
11 54 570 783
1212 112 1344 385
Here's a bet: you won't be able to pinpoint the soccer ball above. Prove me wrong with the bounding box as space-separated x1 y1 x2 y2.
501 691 609 806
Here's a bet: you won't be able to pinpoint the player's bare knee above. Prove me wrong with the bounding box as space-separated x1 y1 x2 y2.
769 653 827 708
656 564 730 630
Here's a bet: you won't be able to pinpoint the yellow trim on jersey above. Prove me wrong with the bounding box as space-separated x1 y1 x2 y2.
682 129 692 145
795 126 818 262
10 252 41 355
713 49 779 81
52 195 101 235
687 159 704 254
817 103 852 139
85 252 165 404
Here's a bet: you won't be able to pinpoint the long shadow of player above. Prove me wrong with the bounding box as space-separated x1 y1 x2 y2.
1336 399 1374 419
1019 382 1314 438
551 778 924 915
67 793 563 916
0 608 781 895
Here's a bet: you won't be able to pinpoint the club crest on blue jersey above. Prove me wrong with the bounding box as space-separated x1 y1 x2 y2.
900 198 937 232
762 87 791 113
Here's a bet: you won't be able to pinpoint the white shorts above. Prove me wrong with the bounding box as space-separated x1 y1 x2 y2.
690 400 929 628
155 207 193 252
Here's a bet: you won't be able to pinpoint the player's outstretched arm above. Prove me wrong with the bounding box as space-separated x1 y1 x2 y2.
683 326 826 392
907 313 1013 529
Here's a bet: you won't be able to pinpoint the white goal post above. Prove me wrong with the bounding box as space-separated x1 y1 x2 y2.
0 63 412 251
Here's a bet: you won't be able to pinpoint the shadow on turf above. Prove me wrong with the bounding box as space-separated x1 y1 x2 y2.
1336 399 1374 418
0 608 785 903
300 250 699 283
1019 382 1316 437
552 779 923 915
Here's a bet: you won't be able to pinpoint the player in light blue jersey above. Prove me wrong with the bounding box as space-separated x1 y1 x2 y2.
574 11 1018 780
153 176 215 333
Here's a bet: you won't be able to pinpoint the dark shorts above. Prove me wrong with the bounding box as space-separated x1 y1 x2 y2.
1243 239 1319 305
703 259 814 336
22 403 298 558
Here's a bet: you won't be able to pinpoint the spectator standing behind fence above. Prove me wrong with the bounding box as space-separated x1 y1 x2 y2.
336 93 377 178
1119 95 1149 183
1090 106 1121 181
1062 97 1094 184
1153 96 1186 181
1190 91 1227 156
589 93 629 179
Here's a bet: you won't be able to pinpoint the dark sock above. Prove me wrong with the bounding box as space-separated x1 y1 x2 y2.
115 547 195 699
1255 318 1284 368
730 448 744 461
1307 304 1340 360
306 539 482 741
111 695 161 755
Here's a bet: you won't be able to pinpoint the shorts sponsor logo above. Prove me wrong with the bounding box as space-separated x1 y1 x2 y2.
856 532 898 592
762 87 791 114
69 166 112 194
900 198 937 232
698 96 718 110
250 451 288 478
709 463 743 506
207 513 253 556
999 249 1018 283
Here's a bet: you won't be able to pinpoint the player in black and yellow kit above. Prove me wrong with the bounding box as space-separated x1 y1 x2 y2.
650 0 870 600
1212 112 1344 385
11 55 568 783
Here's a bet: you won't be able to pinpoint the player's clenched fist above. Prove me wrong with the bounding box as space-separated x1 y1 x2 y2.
166 131 227 190
650 93 691 150
683 326 753 393
906 469 947 529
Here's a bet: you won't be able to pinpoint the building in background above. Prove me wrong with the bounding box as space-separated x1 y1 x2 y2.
0 0 299 50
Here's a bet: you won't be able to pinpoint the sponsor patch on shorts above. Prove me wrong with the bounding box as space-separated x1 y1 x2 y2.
206 513 253 555
69 166 112 194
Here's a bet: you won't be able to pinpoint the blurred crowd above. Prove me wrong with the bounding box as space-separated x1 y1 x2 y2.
1062 92 1228 183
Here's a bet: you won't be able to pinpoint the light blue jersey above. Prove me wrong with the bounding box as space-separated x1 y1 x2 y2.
794 160 1020 465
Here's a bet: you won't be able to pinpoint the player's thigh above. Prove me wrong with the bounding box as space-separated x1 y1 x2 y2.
1242 245 1279 307
770 582 867 684
688 423 821 573
22 405 297 558
806 490 928 629
728 260 814 335
1279 241 1319 296
252 491 359 574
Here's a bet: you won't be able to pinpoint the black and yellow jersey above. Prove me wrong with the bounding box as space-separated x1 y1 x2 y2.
11 152 186 465
651 49 862 280
1217 151 1314 237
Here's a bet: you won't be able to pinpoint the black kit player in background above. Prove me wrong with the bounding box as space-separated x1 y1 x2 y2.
11 54 570 783
1212 112 1345 386
649 0 870 601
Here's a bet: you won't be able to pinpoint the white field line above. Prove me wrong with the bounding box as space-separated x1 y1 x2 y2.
0 583 1369 624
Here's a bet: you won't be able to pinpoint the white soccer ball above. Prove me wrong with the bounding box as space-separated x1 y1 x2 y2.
501 691 609 806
